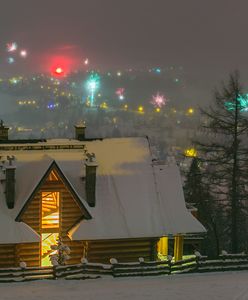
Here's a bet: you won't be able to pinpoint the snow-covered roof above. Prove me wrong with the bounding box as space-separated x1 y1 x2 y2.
70 138 206 239
0 137 206 244
0 191 39 244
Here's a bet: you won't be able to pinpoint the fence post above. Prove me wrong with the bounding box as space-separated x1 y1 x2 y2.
110 258 118 277
139 257 145 276
19 262 27 281
53 265 57 279
194 251 202 272
81 257 88 276
167 255 172 274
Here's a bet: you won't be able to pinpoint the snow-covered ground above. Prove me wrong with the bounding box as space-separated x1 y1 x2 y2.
0 272 248 300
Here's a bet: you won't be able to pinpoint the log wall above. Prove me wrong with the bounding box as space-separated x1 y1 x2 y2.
0 245 15 268
16 243 40 267
60 189 83 240
21 192 41 234
65 241 85 265
85 238 159 263
18 169 84 267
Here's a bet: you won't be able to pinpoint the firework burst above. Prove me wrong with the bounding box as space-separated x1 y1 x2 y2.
151 92 167 108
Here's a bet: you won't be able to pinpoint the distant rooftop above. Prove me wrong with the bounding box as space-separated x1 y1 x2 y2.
0 137 104 151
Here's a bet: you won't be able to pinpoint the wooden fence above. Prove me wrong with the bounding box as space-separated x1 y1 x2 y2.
1 253 248 282
0 266 54 283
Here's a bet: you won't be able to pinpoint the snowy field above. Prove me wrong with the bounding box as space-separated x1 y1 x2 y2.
0 272 248 300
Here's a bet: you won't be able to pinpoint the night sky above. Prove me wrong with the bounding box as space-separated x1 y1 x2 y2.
0 0 248 83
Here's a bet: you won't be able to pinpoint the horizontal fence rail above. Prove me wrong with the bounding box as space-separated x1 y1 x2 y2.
1 252 248 282
0 266 54 283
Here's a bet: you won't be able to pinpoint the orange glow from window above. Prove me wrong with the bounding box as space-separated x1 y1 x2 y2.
42 192 60 229
41 191 60 266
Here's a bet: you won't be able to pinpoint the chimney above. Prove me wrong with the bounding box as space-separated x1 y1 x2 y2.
5 156 16 209
75 123 86 141
85 153 98 207
0 120 9 141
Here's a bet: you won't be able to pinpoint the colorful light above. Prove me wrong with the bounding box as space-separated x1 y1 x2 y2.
9 77 18 84
47 102 59 109
55 67 63 74
84 58 89 65
52 66 65 77
85 99 91 106
86 73 100 106
116 88 125 96
7 57 15 64
187 108 194 114
100 102 108 109
20 50 27 58
225 94 248 112
48 54 76 77
184 148 197 157
6 42 17 52
116 88 125 100
138 106 144 113
151 92 167 108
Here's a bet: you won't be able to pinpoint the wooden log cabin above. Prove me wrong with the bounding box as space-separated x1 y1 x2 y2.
0 123 206 267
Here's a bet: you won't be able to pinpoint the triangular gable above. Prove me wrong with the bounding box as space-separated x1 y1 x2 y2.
16 160 91 221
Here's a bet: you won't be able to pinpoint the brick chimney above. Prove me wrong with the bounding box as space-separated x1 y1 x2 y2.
75 123 86 141
85 153 98 207
0 120 9 141
5 156 16 209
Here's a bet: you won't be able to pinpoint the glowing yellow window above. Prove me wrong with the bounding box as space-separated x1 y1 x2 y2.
41 191 60 266
41 233 59 266
41 192 60 231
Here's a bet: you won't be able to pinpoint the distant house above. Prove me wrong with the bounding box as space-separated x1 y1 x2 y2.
0 122 205 268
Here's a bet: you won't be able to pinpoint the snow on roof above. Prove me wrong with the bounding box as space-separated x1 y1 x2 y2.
70 138 206 240
0 186 39 243
0 137 206 244
13 157 54 217
153 164 206 234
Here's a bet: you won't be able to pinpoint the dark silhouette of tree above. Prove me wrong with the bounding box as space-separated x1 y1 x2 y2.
184 157 203 205
184 157 224 257
195 71 248 253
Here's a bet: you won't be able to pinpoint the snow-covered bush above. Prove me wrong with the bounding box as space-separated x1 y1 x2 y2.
194 251 202 258
81 257 88 264
19 261 27 269
167 255 172 261
110 258 118 264
50 238 71 266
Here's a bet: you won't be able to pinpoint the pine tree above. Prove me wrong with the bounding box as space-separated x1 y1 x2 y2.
184 157 203 205
184 157 223 256
195 72 248 253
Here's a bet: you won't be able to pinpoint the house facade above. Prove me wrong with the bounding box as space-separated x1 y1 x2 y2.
0 123 206 267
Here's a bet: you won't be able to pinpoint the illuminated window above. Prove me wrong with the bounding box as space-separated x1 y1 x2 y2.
47 170 59 181
41 233 59 267
41 191 60 266
42 192 60 230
